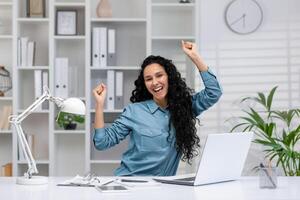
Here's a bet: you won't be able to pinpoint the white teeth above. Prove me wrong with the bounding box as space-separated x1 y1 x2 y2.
154 86 163 92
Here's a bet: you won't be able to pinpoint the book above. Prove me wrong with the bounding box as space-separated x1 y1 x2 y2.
69 66 78 97
2 105 12 130
1 163 12 176
18 139 25 161
0 106 12 130
34 70 42 110
26 133 35 158
27 41 36 66
17 38 21 66
42 70 49 109
21 37 28 67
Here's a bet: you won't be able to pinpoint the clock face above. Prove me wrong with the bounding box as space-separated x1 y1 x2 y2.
225 0 263 34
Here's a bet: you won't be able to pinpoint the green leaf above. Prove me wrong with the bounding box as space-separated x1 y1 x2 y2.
257 92 267 107
266 86 278 111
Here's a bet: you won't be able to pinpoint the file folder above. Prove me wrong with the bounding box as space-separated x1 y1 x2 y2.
106 70 115 110
99 27 107 68
107 29 116 66
55 58 69 98
92 27 100 68
34 70 42 110
115 71 123 109
42 70 49 110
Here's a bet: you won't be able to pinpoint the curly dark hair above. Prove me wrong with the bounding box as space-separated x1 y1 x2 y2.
130 55 200 164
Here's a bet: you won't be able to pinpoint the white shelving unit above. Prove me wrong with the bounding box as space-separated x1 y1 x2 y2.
0 0 13 177
0 0 198 176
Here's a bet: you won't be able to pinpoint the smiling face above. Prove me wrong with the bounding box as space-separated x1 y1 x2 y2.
143 63 169 107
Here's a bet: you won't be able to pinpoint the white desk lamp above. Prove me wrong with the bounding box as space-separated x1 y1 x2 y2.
9 86 85 185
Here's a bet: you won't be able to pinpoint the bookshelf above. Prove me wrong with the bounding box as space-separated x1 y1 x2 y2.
0 0 13 177
0 0 198 176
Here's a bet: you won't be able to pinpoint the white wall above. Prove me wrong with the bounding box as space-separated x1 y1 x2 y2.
193 0 300 175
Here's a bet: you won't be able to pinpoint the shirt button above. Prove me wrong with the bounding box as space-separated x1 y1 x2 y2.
165 115 168 118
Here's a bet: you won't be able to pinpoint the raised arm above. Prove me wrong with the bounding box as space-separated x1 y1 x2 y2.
181 41 222 116
92 83 106 128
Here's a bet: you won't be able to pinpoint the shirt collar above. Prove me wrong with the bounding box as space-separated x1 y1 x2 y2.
146 100 167 114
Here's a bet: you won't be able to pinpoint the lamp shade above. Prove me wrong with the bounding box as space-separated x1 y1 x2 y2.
61 98 85 115
56 98 85 129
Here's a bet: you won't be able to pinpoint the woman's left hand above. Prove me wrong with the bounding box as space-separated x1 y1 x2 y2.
181 40 208 72
181 40 199 58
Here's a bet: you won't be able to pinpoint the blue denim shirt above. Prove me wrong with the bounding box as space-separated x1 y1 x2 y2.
93 69 222 176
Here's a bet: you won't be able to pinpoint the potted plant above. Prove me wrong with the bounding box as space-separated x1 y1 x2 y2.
230 86 300 176
57 111 85 130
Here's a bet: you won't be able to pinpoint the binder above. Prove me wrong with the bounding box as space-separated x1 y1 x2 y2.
55 58 69 98
21 37 28 67
92 27 100 68
26 134 35 157
42 71 49 110
34 70 42 110
106 70 115 110
69 66 78 97
99 27 107 68
27 41 35 66
107 29 116 66
18 139 25 161
17 38 21 66
115 71 123 109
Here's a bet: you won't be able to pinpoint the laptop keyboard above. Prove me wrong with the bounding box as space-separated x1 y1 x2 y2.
174 176 195 181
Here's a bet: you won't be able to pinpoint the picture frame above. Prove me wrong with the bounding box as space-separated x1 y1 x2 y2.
26 0 46 18
56 10 77 35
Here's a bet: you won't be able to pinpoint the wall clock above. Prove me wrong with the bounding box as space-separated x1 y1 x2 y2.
224 0 263 35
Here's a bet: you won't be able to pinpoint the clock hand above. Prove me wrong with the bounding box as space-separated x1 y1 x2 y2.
243 14 246 28
230 13 246 26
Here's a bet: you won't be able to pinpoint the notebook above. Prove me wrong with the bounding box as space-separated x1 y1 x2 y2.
153 132 253 186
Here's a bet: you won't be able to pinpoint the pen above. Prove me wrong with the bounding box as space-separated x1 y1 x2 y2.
120 179 148 183
101 180 114 186
57 183 94 187
259 163 276 188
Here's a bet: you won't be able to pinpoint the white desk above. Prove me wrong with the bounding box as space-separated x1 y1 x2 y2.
1 177 299 200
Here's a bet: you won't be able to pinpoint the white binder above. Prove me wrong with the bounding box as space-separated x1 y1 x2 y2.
99 27 107 68
34 70 42 110
115 71 123 109
107 29 116 66
27 41 35 66
42 71 49 110
106 70 115 110
21 37 28 67
17 38 21 66
55 58 69 98
92 27 100 68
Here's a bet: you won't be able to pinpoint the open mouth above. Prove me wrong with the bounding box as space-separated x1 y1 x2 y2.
153 86 163 93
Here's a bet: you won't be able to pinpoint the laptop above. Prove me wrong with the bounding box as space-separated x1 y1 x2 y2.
153 132 253 186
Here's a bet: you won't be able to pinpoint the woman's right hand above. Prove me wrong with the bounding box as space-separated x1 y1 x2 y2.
92 83 107 107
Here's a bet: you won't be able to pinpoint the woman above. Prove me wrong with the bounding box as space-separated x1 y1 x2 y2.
93 41 222 176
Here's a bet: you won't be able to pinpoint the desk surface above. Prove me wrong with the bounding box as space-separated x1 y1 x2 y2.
1 177 299 200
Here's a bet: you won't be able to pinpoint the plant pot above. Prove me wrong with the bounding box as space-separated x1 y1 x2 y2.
63 123 77 130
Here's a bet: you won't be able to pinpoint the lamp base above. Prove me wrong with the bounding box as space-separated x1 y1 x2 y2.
16 176 48 185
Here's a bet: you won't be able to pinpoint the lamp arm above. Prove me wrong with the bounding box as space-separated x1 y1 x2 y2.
8 86 63 179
